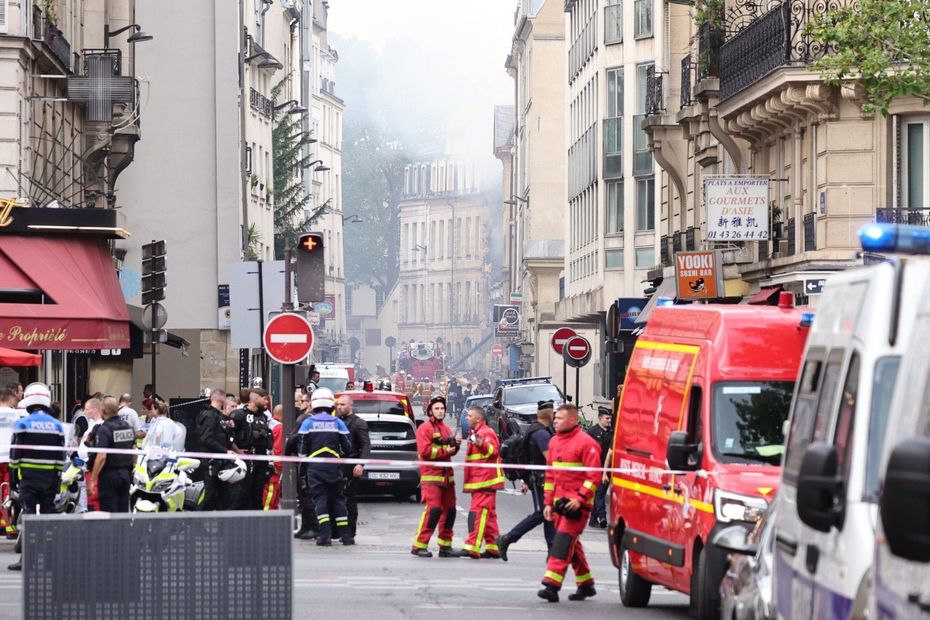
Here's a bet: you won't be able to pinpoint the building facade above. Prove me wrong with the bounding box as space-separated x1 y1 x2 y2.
644 0 910 306
558 0 666 403
309 1 348 362
499 0 567 380
119 0 312 396
395 159 492 373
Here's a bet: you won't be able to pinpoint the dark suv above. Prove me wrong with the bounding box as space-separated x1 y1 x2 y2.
486 377 564 438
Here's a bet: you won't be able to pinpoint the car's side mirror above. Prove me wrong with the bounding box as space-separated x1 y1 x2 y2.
666 431 699 471
712 524 758 557
796 443 844 533
880 437 930 562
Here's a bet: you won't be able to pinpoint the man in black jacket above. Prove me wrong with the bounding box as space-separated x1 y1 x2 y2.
196 389 236 511
585 408 613 528
229 389 273 510
335 394 370 537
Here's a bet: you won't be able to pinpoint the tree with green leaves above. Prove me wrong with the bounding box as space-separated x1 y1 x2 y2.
342 118 409 298
807 0 930 116
271 76 326 258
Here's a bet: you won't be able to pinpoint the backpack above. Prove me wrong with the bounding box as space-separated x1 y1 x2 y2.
500 430 528 482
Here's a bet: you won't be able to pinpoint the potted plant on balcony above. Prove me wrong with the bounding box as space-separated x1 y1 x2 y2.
695 0 725 78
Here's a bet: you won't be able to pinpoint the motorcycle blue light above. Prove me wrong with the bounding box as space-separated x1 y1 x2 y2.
859 224 930 255
799 311 815 328
657 296 675 307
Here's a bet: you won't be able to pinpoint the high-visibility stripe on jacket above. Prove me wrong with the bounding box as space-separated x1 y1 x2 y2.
462 421 504 492
544 425 601 508
416 417 457 486
9 411 65 480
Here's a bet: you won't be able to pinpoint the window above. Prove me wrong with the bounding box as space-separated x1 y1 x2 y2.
604 69 623 179
833 354 860 481
635 246 655 268
635 177 655 231
606 180 624 234
902 119 929 208
605 0 622 44
712 381 795 465
605 248 624 270
864 356 901 501
634 0 652 38
784 356 842 482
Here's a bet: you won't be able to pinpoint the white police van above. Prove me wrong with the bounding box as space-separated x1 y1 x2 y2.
872 226 930 619
772 224 930 619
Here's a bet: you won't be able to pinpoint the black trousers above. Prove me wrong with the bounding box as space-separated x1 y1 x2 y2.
18 476 57 516
98 468 131 513
296 464 319 531
199 460 230 511
309 473 348 540
506 475 555 547
344 476 359 537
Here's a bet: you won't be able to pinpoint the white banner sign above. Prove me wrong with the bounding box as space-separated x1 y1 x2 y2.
704 177 769 241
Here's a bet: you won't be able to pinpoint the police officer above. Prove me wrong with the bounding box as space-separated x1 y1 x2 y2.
88 396 135 513
287 391 319 539
230 389 274 510
297 388 353 546
585 408 613 528
8 383 65 571
196 389 237 511
334 394 370 537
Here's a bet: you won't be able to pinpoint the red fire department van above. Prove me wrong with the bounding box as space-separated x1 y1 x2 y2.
609 297 810 619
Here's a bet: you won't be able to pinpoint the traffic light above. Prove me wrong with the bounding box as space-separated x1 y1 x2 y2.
141 240 166 306
296 232 325 303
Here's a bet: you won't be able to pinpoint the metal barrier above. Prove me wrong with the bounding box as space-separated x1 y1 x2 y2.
22 510 291 620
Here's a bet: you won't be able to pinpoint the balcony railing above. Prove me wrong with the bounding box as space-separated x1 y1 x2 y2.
877 208 930 226
803 212 816 251
786 217 796 255
645 66 664 115
697 22 723 80
250 87 273 119
660 235 670 265
758 239 770 260
672 232 682 254
719 0 854 100
680 56 692 107
33 8 73 72
686 228 696 251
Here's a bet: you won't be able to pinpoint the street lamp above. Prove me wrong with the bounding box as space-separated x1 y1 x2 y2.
307 159 330 172
503 195 529 206
104 23 154 48
258 59 283 70
342 214 363 224
273 100 308 114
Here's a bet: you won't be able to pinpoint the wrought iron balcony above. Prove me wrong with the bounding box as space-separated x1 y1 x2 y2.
33 8 73 72
786 217 796 256
719 0 854 100
803 212 816 251
877 208 930 226
686 228 696 251
758 239 770 260
250 87 273 119
697 22 723 80
672 232 682 254
645 66 664 115
660 235 670 265
680 56 693 107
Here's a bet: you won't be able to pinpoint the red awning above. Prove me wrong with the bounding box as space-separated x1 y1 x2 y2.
744 286 782 305
0 235 129 350
0 347 41 366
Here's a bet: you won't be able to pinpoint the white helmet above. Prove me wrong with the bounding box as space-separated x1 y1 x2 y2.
218 458 247 483
20 382 51 411
310 387 335 411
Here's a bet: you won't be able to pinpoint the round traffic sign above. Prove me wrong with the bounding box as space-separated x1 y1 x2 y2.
491 344 503 357
563 335 592 368
141 302 168 331
550 327 578 355
263 312 315 365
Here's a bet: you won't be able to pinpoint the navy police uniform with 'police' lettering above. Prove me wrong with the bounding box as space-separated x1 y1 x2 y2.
297 408 352 545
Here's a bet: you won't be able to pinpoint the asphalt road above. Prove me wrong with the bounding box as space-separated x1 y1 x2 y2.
0 455 692 619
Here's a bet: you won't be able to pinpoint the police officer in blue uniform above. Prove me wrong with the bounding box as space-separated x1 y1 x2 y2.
89 396 136 513
297 388 353 546
8 383 65 571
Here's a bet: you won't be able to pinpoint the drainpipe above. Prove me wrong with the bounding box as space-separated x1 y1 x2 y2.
793 125 804 249
240 2 250 256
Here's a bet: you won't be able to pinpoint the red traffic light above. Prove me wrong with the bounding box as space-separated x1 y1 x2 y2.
299 234 322 252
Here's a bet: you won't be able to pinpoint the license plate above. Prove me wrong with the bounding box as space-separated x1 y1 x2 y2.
368 472 400 480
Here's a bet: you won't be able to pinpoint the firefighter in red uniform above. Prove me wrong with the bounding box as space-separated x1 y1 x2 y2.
538 403 602 603
461 405 504 559
411 396 463 558
261 404 285 510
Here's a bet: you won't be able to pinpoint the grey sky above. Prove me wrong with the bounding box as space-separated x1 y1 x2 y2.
329 0 516 178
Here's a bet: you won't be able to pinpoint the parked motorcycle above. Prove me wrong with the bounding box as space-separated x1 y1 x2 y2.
130 451 202 513
54 457 86 514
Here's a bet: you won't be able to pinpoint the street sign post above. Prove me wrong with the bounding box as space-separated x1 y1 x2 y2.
263 313 315 365
550 327 577 398
562 335 592 406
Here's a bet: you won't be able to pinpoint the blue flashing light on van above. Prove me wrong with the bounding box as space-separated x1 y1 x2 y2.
799 311 815 328
859 223 930 255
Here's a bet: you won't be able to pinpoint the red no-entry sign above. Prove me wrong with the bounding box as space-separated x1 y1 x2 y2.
550 327 578 355
563 335 592 368
491 344 503 357
263 312 315 364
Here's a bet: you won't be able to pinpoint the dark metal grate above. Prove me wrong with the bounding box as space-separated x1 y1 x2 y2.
697 22 723 80
786 217 796 255
685 228 696 251
24 511 292 619
803 212 816 251
877 208 930 226
660 235 670 265
680 56 692 107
